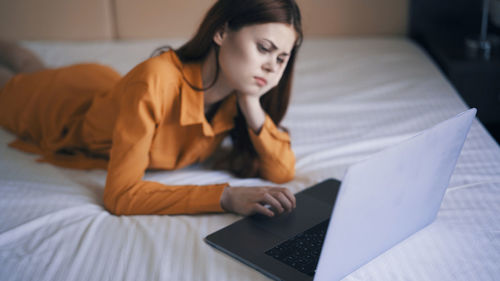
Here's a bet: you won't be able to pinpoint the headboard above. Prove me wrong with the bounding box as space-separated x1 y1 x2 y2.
0 0 408 40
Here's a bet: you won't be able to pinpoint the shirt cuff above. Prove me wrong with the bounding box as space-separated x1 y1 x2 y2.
190 183 229 213
248 114 290 154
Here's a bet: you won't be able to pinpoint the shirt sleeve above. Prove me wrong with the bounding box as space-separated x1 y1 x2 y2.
103 82 227 216
248 114 295 184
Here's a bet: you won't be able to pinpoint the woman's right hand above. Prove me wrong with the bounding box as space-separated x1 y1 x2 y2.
220 186 296 217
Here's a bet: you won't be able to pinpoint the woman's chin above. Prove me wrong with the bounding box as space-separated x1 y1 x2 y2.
237 85 270 98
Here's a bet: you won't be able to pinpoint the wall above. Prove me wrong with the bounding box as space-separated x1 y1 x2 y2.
0 0 408 40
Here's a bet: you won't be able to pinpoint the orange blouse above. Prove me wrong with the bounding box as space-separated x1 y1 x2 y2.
0 50 295 215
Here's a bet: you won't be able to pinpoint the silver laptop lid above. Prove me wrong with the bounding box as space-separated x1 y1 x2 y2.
314 108 476 281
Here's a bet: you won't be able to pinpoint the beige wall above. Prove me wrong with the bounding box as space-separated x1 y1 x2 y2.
115 0 216 39
0 0 115 40
299 0 408 37
0 0 408 41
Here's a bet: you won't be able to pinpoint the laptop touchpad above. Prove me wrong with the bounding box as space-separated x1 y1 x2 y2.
250 195 334 239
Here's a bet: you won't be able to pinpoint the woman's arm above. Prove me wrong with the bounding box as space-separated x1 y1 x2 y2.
236 93 296 184
103 82 228 215
222 94 296 216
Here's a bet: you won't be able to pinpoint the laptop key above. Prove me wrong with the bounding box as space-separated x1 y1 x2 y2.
265 220 329 277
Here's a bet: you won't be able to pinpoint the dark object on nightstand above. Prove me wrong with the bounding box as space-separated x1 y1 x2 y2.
409 0 500 144
422 32 500 122
464 0 496 60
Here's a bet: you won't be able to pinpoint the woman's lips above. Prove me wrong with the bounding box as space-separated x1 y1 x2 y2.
254 76 268 87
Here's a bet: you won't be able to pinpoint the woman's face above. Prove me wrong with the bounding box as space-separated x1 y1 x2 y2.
214 22 297 97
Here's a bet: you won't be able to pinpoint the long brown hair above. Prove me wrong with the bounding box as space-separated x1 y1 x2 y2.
153 0 303 178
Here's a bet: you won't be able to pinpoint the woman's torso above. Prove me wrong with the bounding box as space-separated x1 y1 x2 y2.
0 51 237 170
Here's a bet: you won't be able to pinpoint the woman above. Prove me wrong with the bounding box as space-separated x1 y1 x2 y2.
0 0 303 217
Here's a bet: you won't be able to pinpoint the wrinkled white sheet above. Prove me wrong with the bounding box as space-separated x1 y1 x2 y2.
1 38 499 281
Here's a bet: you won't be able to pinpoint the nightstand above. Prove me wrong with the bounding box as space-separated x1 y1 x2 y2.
417 31 500 143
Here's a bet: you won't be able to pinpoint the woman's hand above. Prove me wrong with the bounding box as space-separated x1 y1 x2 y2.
236 92 266 133
220 186 296 217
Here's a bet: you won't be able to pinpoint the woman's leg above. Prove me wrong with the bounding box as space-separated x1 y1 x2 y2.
0 40 45 74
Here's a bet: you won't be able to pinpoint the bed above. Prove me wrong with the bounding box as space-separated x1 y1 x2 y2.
1 1 500 281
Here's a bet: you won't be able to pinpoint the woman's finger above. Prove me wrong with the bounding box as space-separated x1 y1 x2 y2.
263 192 284 214
252 203 275 217
281 188 296 208
275 192 292 212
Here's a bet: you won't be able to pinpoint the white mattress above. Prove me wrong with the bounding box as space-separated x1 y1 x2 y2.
1 38 499 281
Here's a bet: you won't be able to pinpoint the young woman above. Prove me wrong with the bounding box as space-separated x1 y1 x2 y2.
0 0 303 217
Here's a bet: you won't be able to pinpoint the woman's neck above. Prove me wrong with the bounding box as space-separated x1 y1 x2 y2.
201 48 233 112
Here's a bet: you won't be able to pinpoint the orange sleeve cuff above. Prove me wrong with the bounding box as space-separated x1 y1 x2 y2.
248 115 295 184
185 182 229 213
248 114 291 154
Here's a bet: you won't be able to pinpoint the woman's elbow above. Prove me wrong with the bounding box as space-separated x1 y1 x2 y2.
103 188 123 215
262 163 295 184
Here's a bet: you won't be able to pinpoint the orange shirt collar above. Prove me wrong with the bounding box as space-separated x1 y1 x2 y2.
168 51 237 137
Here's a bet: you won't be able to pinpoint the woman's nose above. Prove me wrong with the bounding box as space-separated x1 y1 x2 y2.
262 59 276 73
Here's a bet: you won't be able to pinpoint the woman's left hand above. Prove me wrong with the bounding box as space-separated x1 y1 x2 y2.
236 92 266 133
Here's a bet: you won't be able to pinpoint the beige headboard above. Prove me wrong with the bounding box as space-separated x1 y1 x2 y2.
0 0 408 41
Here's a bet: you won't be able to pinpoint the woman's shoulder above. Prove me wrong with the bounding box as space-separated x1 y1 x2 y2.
124 50 184 88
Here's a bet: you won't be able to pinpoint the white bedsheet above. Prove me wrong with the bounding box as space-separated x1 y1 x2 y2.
1 38 499 281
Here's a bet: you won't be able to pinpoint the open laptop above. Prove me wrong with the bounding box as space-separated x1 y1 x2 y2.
205 108 476 281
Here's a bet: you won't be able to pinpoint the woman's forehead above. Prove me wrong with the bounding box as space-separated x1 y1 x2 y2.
235 23 297 52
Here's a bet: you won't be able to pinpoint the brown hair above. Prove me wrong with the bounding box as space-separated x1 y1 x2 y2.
152 0 302 178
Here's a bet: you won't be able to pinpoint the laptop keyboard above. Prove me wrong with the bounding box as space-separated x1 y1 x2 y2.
265 220 329 276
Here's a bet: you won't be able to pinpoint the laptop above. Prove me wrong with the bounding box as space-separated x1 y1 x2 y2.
205 108 476 281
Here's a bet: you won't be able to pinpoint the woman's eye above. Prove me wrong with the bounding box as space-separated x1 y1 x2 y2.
258 44 270 53
277 57 285 64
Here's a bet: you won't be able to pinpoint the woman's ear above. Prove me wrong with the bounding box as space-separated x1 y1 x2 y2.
213 23 228 46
